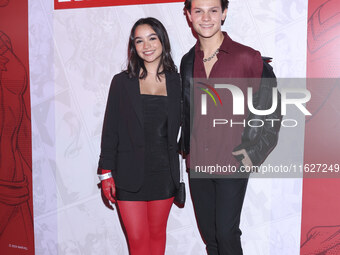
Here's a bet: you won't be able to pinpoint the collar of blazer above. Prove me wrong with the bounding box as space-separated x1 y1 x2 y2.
124 70 178 129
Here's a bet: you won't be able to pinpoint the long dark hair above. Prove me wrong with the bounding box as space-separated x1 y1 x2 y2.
126 17 177 80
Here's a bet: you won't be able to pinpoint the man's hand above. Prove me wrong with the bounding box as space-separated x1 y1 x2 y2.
100 170 116 203
232 149 253 168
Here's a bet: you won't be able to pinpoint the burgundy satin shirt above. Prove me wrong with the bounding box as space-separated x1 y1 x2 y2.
191 32 263 173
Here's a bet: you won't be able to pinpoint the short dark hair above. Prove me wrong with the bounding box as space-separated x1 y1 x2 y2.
126 17 176 80
184 0 229 12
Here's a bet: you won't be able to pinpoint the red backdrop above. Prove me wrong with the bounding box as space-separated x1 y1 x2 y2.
0 0 34 254
301 0 340 254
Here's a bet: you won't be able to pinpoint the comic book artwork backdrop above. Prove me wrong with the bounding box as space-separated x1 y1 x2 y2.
0 0 34 254
0 0 339 254
300 0 340 254
50 0 306 254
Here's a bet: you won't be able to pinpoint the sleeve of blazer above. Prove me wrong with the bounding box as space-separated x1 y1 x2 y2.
247 61 282 166
178 47 195 156
178 59 186 155
234 60 282 166
98 75 120 173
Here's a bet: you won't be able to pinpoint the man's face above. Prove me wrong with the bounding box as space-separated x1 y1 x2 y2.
187 0 227 39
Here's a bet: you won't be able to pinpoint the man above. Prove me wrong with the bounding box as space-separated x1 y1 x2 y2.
180 0 281 254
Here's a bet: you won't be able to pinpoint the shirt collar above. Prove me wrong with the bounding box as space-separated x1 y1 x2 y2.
195 31 233 54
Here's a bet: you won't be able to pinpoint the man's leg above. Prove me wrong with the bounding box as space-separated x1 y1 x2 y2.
189 177 218 255
215 178 249 255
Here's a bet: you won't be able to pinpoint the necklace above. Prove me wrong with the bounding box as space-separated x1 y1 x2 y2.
203 48 220 62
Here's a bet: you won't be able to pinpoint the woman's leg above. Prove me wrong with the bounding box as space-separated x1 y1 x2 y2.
147 197 174 255
117 200 150 255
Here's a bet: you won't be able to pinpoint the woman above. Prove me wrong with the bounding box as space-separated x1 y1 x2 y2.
97 17 181 255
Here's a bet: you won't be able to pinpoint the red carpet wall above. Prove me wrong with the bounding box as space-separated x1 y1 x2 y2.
300 0 340 254
0 0 339 254
0 0 34 254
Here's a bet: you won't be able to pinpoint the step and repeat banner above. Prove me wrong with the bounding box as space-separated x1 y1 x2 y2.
0 0 339 254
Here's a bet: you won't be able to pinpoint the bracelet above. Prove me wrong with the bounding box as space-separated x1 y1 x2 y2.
98 172 112 181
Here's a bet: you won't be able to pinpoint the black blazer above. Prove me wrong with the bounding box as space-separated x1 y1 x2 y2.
99 71 181 192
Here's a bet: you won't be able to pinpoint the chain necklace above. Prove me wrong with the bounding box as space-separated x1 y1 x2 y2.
203 48 220 62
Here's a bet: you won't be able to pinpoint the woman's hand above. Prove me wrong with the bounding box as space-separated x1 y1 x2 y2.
100 170 116 203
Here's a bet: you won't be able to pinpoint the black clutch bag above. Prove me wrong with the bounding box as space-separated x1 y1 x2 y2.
174 182 186 204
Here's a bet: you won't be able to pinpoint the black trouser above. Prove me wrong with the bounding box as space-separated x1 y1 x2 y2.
189 176 249 255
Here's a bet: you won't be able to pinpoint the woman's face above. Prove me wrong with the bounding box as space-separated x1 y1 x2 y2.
134 24 163 65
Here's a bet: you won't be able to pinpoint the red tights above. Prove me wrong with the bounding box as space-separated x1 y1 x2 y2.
117 197 174 255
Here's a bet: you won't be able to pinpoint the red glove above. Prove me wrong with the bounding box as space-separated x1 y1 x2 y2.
100 169 116 203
